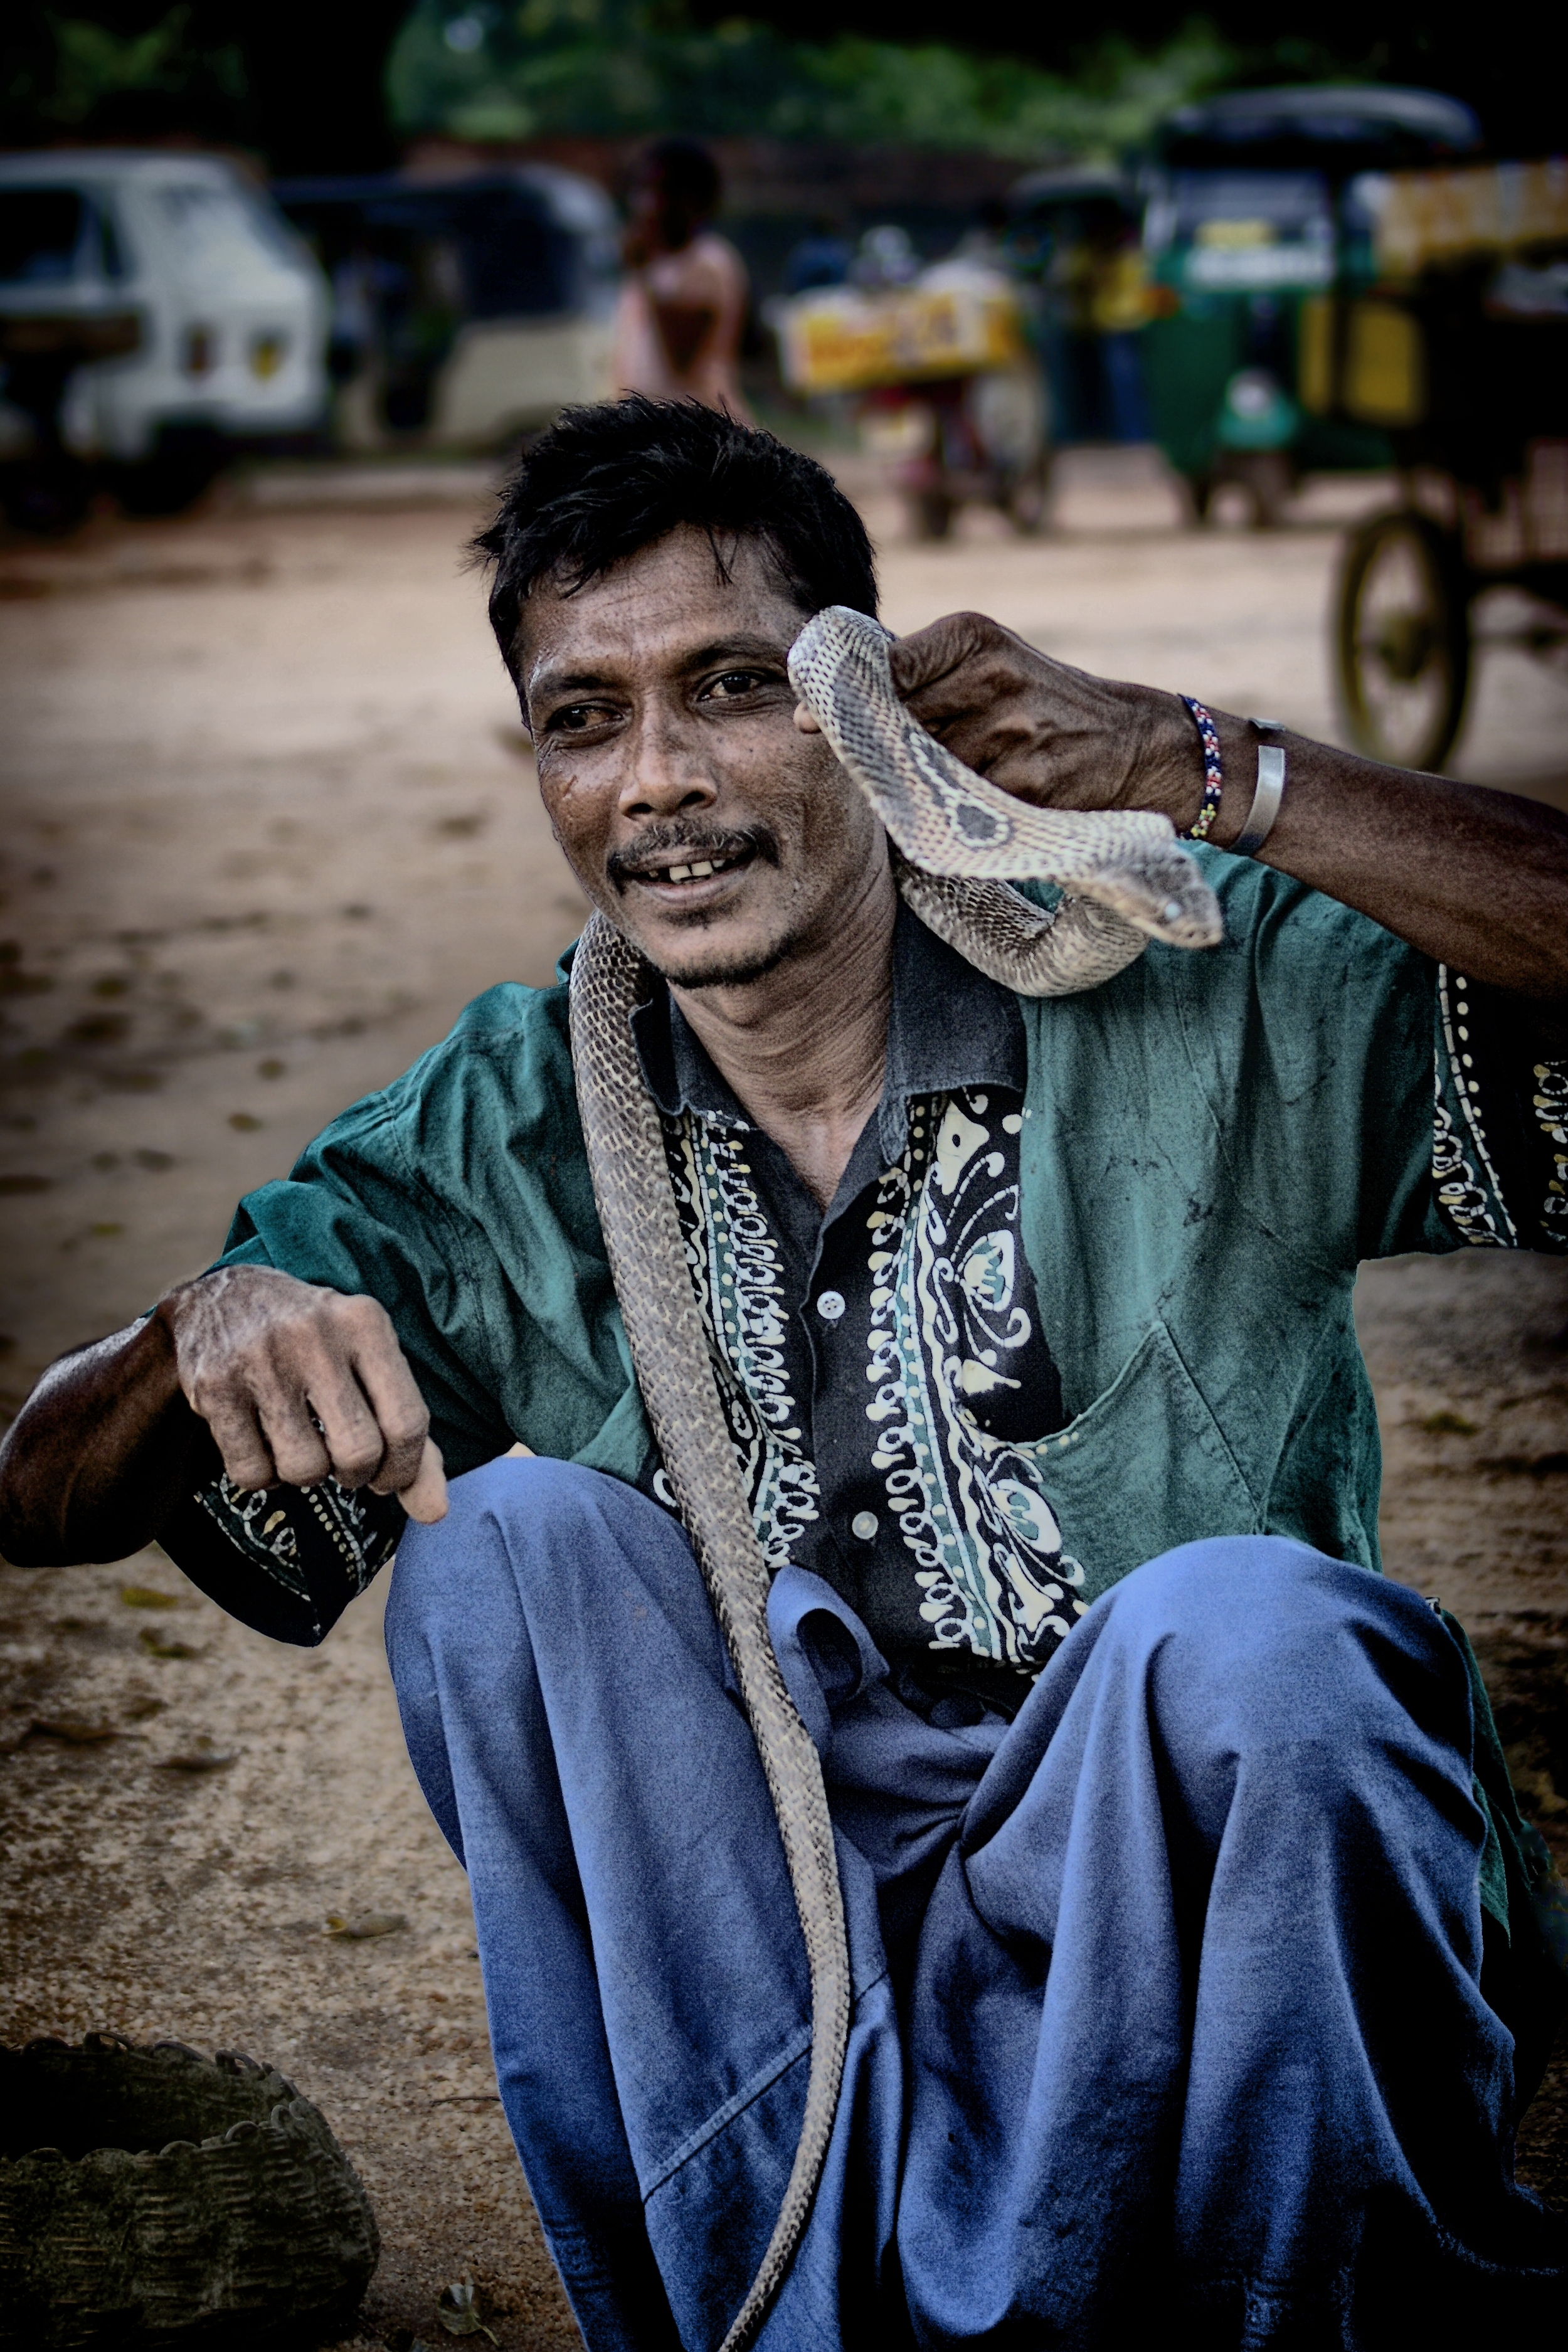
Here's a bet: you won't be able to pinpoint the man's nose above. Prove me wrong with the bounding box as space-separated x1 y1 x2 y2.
617 712 718 823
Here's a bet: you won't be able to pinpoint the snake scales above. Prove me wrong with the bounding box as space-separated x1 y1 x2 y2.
568 606 1221 2349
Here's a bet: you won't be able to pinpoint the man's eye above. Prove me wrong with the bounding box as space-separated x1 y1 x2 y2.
704 670 766 700
552 704 606 732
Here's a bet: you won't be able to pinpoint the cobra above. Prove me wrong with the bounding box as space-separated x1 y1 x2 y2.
568 605 1223 2349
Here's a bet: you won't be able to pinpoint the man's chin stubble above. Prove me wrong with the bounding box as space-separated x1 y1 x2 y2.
644 913 810 993
654 936 798 992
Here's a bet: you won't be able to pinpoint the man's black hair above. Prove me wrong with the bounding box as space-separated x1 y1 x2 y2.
474 396 879 682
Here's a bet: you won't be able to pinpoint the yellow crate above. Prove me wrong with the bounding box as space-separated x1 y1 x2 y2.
776 282 1028 396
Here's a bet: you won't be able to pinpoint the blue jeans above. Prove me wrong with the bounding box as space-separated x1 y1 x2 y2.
385 1458 1563 2349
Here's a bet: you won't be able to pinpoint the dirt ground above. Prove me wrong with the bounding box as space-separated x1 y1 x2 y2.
1 450 1565 2348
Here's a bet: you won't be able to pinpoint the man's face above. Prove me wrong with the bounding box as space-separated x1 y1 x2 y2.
519 526 885 991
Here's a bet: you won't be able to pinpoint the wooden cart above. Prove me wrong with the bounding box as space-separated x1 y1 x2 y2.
1327 162 1568 770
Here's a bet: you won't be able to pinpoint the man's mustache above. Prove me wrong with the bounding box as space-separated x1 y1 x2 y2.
605 822 781 890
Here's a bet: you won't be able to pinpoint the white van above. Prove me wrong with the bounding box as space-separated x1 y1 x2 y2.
0 149 329 527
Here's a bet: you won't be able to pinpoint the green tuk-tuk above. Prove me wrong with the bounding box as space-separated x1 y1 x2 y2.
1139 86 1483 526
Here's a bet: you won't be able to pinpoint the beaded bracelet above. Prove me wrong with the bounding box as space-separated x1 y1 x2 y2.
1179 696 1222 840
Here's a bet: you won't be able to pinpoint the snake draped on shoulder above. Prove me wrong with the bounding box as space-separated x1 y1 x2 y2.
568 604 1221 2349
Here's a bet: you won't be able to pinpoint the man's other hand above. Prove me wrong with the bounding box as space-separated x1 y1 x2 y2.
159 1266 448 1522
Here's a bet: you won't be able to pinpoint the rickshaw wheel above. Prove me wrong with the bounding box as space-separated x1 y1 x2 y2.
1004 453 1053 536
1197 453 1293 531
1335 510 1471 772
907 488 955 542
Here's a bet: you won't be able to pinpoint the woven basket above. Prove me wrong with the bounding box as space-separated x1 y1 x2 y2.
0 2035 379 2349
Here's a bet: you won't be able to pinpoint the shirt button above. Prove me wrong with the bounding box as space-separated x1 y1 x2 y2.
851 1510 878 1542
815 1290 846 1322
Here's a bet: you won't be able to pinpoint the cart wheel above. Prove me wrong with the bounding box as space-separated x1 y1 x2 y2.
1336 511 1471 771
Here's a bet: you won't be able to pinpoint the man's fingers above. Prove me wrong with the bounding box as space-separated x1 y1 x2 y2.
309 1368 393 1491
792 702 822 734
256 1387 332 1488
886 611 999 704
351 1320 432 1494
398 1438 448 1524
199 1398 278 1493
169 1269 434 1502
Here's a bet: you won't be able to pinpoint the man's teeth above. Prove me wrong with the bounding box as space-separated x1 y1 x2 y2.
659 856 729 882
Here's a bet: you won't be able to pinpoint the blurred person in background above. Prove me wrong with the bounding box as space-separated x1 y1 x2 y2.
783 213 852 297
612 137 750 418
1084 206 1153 443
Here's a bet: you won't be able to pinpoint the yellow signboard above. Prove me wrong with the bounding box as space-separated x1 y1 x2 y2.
1375 159 1568 277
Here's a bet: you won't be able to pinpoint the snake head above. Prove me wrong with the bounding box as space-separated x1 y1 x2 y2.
790 607 1221 955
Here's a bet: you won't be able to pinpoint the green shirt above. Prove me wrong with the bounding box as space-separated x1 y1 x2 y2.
209 850 1561 1587
166 849 1565 1962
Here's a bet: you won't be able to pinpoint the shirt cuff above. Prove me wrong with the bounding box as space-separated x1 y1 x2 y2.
1434 965 1568 1253
159 1473 404 1646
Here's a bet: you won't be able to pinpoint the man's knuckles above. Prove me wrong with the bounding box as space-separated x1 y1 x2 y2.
331 1291 395 1342
376 1411 430 1457
325 1444 385 1489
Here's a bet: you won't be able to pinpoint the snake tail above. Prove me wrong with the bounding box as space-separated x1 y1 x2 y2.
569 913 852 2352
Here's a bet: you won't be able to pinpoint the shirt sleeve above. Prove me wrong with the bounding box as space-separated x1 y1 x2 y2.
1431 963 1568 1253
1170 854 1567 1269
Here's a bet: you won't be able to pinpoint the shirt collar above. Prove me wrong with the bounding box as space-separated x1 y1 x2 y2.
632 896 1025 1167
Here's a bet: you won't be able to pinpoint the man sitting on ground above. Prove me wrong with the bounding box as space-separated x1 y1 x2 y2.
3 397 1565 2350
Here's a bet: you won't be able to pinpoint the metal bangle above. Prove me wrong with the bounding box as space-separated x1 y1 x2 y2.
1232 719 1286 857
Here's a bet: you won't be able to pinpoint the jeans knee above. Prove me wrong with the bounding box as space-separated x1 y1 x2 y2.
388 1452 718 1692
1096 1535 1461 1756
388 1454 607 1663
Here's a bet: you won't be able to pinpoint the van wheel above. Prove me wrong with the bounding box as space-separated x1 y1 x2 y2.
1230 451 1294 530
1004 453 1052 536
115 432 224 517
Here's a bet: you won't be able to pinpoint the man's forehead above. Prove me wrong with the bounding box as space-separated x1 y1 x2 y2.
518 526 802 689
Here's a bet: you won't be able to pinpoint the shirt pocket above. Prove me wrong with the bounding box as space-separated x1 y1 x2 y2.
1024 1318 1261 1606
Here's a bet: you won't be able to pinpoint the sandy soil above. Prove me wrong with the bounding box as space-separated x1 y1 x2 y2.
1 451 1565 2346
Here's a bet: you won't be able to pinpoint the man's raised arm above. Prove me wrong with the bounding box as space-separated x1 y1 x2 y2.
878 612 1568 1029
0 1266 447 1570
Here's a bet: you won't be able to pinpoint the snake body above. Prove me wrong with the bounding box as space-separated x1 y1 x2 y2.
568 606 1220 2349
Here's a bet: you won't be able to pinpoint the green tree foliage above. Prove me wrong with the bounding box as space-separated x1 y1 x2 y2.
387 0 1234 157
6 4 245 137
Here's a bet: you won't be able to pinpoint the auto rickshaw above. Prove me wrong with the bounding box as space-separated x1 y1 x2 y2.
272 167 618 453
1323 163 1568 770
1138 86 1484 526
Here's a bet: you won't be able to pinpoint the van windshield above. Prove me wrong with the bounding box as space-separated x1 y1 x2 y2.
0 189 86 285
156 182 296 273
